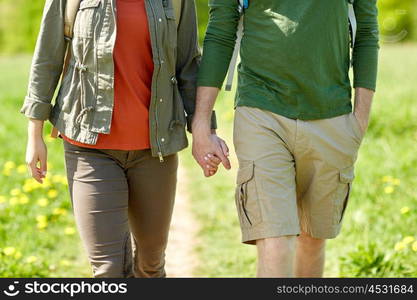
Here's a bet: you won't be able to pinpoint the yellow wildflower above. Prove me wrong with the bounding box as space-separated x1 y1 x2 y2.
9 197 19 206
382 175 393 183
2 169 11 176
37 198 49 207
19 195 29 204
36 215 47 223
37 221 48 230
4 161 16 169
400 206 410 214
47 189 58 198
36 215 48 222
23 183 33 193
10 188 21 196
403 236 415 244
53 208 68 216
26 256 38 263
3 247 16 256
14 251 22 259
17 164 27 174
52 174 68 185
412 241 417 252
64 227 76 235
59 176 68 185
384 186 394 194
394 242 406 252
25 178 37 185
60 259 71 266
392 178 401 186
0 195 6 204
41 180 52 189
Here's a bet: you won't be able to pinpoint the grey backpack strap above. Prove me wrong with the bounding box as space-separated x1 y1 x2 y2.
225 16 244 91
225 1 246 91
348 1 357 48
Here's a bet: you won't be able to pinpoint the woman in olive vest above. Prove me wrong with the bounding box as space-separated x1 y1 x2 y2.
20 0 221 278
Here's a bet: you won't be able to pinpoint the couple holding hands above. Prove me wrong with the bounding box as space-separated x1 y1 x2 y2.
21 0 378 277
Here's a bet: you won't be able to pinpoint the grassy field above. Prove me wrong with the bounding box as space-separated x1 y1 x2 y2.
0 44 416 277
180 44 417 277
0 56 90 277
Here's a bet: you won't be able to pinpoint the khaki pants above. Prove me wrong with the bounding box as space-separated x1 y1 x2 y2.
233 106 364 244
63 140 178 277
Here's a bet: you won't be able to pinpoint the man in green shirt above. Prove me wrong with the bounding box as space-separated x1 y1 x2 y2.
192 0 379 277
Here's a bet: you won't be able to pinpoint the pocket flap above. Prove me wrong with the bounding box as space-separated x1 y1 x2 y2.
236 161 255 185
339 166 355 184
80 0 101 10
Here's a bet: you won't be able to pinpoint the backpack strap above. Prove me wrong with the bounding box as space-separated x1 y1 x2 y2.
225 18 244 91
225 0 248 91
348 1 357 48
172 0 182 28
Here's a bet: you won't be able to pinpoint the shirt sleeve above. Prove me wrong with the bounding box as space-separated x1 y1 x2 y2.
197 0 240 88
20 0 66 121
352 0 380 91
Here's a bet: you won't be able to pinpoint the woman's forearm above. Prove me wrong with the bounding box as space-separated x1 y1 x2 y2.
28 119 45 140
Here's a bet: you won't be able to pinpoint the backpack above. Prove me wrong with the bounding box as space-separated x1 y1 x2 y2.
52 0 183 138
225 0 357 91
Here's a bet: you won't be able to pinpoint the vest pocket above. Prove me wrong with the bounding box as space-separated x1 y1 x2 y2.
162 0 177 20
169 77 186 130
74 0 102 38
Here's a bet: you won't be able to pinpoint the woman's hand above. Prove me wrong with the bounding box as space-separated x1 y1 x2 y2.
26 119 48 183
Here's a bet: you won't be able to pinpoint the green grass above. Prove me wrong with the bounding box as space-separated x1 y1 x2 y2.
0 55 90 277
1 44 416 278
180 43 417 277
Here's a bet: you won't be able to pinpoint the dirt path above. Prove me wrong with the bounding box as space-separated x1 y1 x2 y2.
165 161 198 277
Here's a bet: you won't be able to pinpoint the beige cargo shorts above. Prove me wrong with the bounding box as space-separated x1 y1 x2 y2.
233 106 365 244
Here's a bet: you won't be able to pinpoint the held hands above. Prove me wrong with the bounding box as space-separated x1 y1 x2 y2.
192 130 231 177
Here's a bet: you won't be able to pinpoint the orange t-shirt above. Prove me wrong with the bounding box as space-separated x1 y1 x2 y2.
62 0 154 150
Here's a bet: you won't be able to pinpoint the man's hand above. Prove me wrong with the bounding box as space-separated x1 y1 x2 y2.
353 87 374 135
192 130 231 177
191 86 230 177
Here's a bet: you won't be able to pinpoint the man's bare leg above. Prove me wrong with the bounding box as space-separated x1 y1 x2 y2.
294 231 326 277
256 236 296 277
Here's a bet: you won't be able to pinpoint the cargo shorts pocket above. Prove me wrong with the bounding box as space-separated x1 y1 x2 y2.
235 161 262 228
334 166 355 224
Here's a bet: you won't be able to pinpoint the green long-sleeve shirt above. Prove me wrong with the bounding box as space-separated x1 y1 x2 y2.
197 0 379 120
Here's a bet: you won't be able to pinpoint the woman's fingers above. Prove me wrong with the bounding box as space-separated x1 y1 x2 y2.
27 160 42 183
39 153 47 178
204 153 221 168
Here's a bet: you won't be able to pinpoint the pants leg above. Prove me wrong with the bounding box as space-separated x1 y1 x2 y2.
126 151 178 278
63 140 133 278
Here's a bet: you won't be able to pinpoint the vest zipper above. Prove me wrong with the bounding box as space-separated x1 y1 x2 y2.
148 0 164 163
